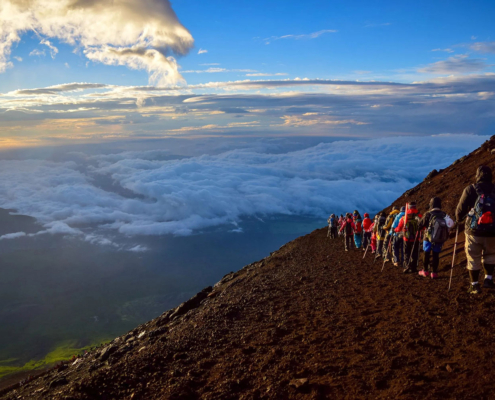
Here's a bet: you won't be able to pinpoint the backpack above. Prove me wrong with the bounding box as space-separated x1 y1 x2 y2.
329 217 337 228
470 185 495 233
377 215 387 236
345 218 354 235
355 218 363 234
429 214 449 244
404 214 419 241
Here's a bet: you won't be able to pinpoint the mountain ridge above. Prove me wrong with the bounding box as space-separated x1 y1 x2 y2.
3 135 495 400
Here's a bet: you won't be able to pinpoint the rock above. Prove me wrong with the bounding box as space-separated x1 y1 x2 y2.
48 377 68 389
99 345 117 362
289 378 309 389
491 149 495 155
446 364 453 373
169 286 213 319
424 169 439 180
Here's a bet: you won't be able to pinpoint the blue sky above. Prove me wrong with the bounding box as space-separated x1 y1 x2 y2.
0 0 494 146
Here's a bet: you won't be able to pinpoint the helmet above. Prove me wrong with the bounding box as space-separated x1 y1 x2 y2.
364 213 369 217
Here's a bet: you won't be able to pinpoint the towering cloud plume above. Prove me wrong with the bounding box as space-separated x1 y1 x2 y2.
0 0 194 85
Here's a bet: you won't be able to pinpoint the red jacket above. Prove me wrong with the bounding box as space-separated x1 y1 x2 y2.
339 217 355 235
395 207 423 242
362 217 373 232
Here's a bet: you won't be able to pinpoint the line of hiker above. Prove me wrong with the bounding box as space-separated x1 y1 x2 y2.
326 165 495 294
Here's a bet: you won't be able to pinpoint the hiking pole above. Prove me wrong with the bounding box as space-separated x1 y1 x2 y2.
381 236 393 272
407 231 420 268
448 226 460 291
363 244 370 259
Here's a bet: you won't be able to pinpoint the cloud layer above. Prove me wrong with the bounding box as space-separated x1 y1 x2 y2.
0 0 194 85
0 135 485 239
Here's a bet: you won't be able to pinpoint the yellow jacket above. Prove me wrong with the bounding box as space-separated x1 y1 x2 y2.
377 209 399 240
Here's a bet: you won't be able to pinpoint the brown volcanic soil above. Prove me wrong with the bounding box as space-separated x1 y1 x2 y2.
3 136 495 400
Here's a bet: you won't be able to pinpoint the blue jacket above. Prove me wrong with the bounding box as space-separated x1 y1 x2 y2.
391 211 405 235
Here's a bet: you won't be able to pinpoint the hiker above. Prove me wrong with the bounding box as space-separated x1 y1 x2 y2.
418 197 454 279
374 212 388 259
362 213 373 251
395 202 422 273
382 206 400 262
327 214 338 238
353 211 363 248
391 206 406 267
371 214 379 253
456 166 495 294
340 212 356 251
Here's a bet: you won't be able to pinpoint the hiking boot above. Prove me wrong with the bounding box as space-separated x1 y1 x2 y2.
403 267 417 274
468 283 481 294
430 272 439 279
483 278 495 289
393 262 399 267
418 270 430 278
345 248 348 252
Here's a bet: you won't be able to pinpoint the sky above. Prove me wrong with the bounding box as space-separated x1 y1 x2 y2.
0 0 494 147
0 0 492 241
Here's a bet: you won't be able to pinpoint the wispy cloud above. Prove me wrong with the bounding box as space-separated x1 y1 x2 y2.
29 49 46 57
198 48 208 55
245 73 288 77
364 22 392 28
263 29 336 44
418 54 490 74
469 41 495 54
432 48 454 53
40 39 58 59
182 68 257 74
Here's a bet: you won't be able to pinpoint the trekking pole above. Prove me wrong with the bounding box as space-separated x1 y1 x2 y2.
408 231 420 267
363 244 370 259
381 237 393 272
448 226 460 291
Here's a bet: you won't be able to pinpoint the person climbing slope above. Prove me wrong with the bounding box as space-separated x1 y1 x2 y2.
362 213 373 251
391 206 405 267
371 215 379 254
418 197 454 279
340 213 356 251
395 202 422 273
382 206 400 262
374 212 387 259
456 166 495 294
353 211 364 249
327 214 338 239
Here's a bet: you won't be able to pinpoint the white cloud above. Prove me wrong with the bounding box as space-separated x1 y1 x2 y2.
129 245 148 252
264 29 336 44
29 49 46 57
0 231 26 240
0 0 194 85
246 73 288 77
431 48 454 53
13 56 22 62
469 41 495 54
198 49 208 55
64 62 70 68
418 54 490 74
0 135 485 239
40 38 58 58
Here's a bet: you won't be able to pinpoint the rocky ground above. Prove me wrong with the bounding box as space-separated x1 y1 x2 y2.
2 136 495 399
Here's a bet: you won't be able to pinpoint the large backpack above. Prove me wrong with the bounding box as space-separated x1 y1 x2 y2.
345 218 354 235
404 214 419 241
354 218 363 234
429 213 449 244
377 215 387 236
470 185 495 233
329 217 337 228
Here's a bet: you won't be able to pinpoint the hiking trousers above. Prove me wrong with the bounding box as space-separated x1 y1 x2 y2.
392 236 404 266
465 234 495 271
354 233 363 248
363 232 372 249
423 241 442 273
330 227 338 239
404 240 419 270
376 239 384 257
345 235 354 250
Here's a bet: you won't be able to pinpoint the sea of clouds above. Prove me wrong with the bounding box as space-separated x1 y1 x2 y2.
0 134 486 242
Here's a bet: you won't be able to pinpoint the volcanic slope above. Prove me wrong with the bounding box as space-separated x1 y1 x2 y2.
3 136 495 400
